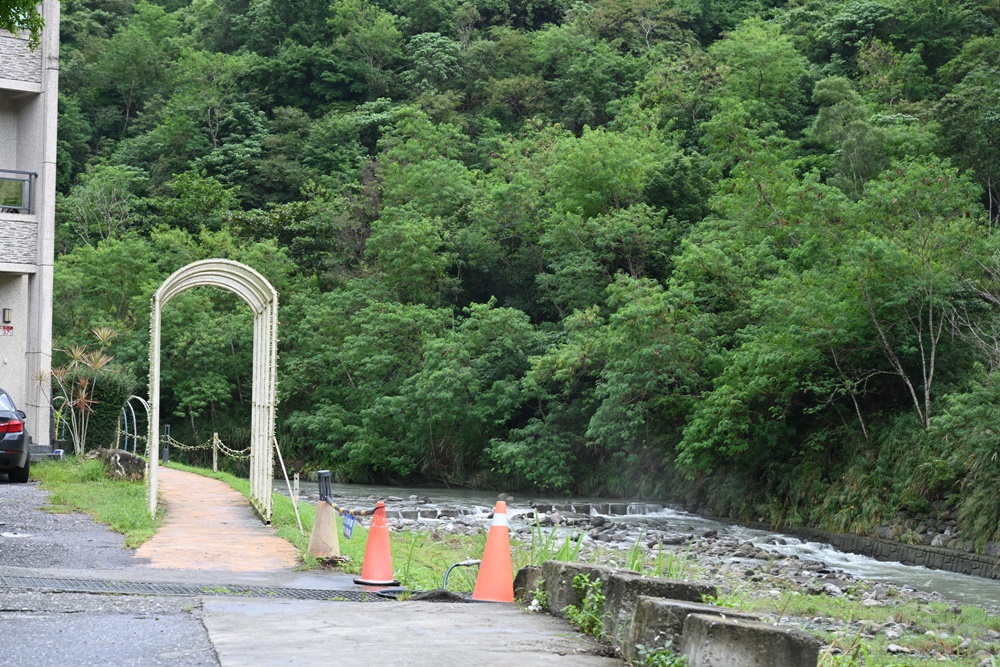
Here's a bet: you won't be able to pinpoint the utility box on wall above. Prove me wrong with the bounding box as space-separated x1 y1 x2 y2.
0 1 60 448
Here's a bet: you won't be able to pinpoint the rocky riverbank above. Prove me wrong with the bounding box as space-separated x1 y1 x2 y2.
318 487 1000 605
308 488 1000 663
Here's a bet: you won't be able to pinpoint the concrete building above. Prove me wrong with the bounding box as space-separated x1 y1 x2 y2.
0 1 59 448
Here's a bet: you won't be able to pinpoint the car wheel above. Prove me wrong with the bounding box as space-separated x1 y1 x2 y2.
8 458 29 483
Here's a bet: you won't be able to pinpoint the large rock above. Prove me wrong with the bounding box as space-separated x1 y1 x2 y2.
681 613 821 667
89 448 146 481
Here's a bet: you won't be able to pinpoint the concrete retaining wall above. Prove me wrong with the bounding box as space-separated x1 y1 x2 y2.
541 561 716 624
540 561 819 666
795 527 1000 580
624 597 759 662
601 570 717 642
541 561 617 618
681 614 821 667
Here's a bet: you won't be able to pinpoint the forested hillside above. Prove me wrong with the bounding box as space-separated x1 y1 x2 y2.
52 0 1000 542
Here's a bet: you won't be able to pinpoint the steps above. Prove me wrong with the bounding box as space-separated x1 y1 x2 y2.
29 442 64 461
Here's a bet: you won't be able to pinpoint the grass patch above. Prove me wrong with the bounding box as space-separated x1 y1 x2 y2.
718 585 1000 666
32 457 162 548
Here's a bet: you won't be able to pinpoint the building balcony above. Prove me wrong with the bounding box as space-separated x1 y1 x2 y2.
0 171 38 271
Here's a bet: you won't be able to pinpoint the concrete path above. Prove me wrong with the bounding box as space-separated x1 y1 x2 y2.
203 598 620 667
134 467 299 571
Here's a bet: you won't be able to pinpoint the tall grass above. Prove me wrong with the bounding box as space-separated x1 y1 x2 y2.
513 518 585 571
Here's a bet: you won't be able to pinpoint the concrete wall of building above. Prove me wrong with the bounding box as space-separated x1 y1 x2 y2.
0 94 18 164
0 2 58 447
25 0 59 447
0 274 28 408
15 92 43 174
0 31 43 90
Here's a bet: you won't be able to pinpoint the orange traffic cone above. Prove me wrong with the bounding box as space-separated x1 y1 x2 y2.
472 501 514 602
307 500 341 559
354 501 400 586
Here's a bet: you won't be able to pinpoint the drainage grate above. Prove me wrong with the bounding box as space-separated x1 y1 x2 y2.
0 576 393 602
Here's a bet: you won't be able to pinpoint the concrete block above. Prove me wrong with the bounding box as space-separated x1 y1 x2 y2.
514 565 543 602
541 561 614 617
624 597 759 662
681 613 821 667
602 571 718 642
541 560 718 643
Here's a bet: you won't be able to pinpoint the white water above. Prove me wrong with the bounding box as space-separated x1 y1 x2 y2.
643 505 1000 608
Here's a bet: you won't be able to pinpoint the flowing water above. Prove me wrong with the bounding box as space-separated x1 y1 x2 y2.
277 479 1000 608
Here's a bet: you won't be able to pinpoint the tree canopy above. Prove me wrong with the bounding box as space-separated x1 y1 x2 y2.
49 0 1000 546
0 0 44 45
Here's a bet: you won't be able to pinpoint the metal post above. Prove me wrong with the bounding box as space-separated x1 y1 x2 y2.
162 424 170 464
318 470 332 503
125 399 139 453
213 432 218 473
293 473 299 501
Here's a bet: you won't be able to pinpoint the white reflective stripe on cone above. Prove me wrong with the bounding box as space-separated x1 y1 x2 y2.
491 512 508 527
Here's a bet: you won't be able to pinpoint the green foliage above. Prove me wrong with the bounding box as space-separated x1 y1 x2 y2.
563 574 606 638
518 518 585 569
46 0 1000 541
0 0 45 47
634 643 688 667
929 376 1000 546
708 17 811 130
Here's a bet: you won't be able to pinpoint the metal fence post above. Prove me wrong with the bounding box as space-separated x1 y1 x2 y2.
213 432 218 473
318 470 332 503
293 473 300 501
162 424 170 464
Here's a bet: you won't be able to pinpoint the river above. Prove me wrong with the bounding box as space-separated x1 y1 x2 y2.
275 478 1000 608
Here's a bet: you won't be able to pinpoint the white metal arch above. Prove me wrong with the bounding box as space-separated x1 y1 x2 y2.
147 259 278 522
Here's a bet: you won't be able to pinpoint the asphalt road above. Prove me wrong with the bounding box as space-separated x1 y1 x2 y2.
0 479 220 667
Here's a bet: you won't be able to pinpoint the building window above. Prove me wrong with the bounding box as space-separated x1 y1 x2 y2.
0 170 36 213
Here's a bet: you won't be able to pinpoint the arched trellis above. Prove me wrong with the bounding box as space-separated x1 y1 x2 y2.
120 395 150 453
147 259 278 522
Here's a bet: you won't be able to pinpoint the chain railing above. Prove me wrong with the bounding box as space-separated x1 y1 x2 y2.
153 432 251 471
114 428 147 447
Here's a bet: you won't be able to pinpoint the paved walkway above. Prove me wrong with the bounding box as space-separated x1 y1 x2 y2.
134 467 299 571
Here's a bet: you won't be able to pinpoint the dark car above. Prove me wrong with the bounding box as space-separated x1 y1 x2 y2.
0 388 29 482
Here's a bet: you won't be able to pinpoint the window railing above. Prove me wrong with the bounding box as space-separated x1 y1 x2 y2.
0 169 36 213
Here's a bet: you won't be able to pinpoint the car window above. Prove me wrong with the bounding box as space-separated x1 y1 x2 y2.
0 393 15 411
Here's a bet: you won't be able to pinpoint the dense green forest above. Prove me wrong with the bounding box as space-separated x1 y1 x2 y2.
51 0 1000 543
